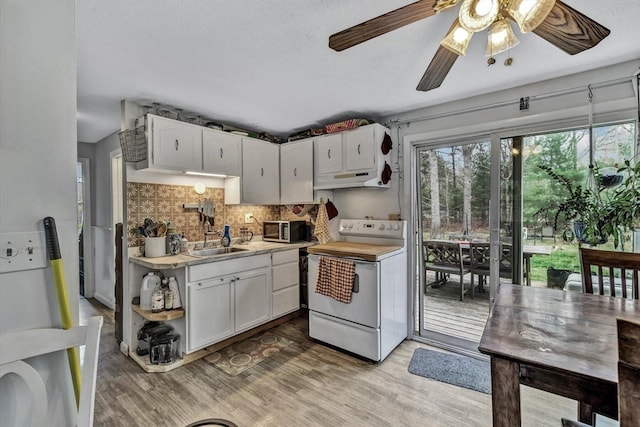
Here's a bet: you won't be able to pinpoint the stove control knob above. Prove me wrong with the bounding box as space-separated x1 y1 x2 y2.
347 223 354 229
386 224 392 230
378 223 385 230
393 224 400 231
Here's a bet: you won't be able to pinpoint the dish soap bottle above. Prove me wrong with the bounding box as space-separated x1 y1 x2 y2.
221 224 231 247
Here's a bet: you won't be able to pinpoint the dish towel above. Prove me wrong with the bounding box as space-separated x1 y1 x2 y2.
314 199 330 244
315 256 356 304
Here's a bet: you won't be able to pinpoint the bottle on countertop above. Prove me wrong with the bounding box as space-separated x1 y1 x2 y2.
140 272 160 311
180 235 189 254
221 224 231 247
168 276 182 309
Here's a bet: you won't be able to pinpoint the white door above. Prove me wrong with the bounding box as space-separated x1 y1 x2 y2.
315 133 343 174
186 278 234 353
280 139 314 204
202 128 242 176
344 126 376 171
308 255 380 328
241 138 279 204
234 268 271 332
151 115 202 171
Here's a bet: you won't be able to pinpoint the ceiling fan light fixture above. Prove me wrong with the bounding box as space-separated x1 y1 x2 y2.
485 19 520 56
458 0 499 32
440 19 473 56
507 0 556 33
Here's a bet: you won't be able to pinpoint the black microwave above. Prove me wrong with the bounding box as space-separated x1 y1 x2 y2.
263 220 307 243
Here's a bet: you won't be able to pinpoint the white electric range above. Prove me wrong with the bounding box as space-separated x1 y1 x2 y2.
307 219 407 361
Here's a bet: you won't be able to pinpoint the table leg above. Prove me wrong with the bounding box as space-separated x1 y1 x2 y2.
524 254 531 286
578 401 595 426
490 357 521 427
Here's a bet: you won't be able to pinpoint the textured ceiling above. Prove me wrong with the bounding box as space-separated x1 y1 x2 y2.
77 0 640 143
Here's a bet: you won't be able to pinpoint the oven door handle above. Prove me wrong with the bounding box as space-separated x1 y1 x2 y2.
352 273 359 293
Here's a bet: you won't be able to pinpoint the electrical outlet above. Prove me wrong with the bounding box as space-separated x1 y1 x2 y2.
0 231 47 273
245 213 253 223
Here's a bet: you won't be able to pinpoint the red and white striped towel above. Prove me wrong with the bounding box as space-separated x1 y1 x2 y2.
315 256 355 304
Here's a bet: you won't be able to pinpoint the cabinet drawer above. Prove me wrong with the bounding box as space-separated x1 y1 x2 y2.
189 254 270 282
272 248 299 266
272 285 299 318
272 262 298 291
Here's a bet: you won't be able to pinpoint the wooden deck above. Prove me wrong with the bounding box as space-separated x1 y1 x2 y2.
420 271 548 344
422 271 491 343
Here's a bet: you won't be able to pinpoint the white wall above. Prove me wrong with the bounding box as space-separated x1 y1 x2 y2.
0 0 78 424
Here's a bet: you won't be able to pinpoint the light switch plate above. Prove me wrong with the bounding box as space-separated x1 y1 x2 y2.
0 231 48 273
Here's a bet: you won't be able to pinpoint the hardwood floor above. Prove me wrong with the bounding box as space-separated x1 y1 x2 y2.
82 298 595 427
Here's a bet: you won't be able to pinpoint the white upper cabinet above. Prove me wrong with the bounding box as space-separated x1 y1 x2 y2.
241 138 280 204
314 123 392 189
280 139 314 204
147 114 203 171
315 133 343 175
202 128 242 176
344 125 376 171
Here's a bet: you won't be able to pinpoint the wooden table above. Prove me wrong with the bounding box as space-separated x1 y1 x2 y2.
522 245 551 286
478 284 640 427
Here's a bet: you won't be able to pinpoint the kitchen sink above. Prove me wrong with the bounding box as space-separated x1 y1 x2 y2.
190 247 251 257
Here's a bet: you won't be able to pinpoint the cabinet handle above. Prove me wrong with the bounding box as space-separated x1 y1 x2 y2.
294 168 297 177
261 167 264 177
220 148 223 158
328 149 331 159
357 144 361 155
175 139 179 151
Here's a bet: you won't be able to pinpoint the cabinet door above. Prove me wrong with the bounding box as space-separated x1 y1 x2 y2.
234 268 271 332
315 133 343 174
280 139 314 204
150 115 202 171
344 125 376 171
202 129 242 176
241 138 280 204
186 278 233 353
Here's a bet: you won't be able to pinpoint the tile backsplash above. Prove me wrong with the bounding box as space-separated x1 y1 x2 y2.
126 182 281 247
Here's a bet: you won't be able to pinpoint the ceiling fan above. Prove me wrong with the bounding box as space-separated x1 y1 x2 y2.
328 0 610 91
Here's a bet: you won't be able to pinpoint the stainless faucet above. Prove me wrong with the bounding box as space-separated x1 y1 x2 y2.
203 225 223 248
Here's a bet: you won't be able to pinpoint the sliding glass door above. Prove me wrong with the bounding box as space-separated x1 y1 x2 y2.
416 137 513 352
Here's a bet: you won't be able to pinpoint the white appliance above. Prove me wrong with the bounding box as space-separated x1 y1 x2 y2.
307 219 407 361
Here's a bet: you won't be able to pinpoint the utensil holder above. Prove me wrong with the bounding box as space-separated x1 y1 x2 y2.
145 236 166 258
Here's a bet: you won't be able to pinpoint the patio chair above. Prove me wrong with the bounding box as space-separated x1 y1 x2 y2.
423 240 471 301
0 316 103 427
561 318 640 427
579 248 639 299
469 242 513 293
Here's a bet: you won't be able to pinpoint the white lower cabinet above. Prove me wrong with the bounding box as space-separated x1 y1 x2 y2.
185 250 301 354
185 254 274 354
271 249 300 317
186 278 234 353
234 268 271 332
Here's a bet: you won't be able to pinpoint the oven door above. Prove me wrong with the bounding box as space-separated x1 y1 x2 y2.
308 254 379 328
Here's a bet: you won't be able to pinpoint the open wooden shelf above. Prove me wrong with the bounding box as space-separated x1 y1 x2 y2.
132 305 185 321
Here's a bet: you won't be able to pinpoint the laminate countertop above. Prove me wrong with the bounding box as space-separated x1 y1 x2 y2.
130 240 315 269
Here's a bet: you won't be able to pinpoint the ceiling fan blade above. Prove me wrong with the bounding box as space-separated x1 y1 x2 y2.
329 0 438 52
416 45 459 91
533 0 610 55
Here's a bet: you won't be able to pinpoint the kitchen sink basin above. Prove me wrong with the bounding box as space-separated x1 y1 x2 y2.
190 247 251 257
